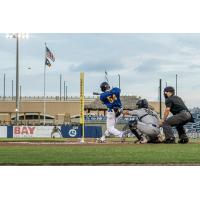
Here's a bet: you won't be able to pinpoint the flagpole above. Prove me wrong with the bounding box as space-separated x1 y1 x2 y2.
43 43 46 125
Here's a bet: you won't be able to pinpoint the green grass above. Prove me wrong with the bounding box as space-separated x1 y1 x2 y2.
0 140 200 165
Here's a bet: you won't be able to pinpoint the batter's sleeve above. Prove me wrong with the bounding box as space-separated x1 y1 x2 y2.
112 87 121 95
100 94 105 104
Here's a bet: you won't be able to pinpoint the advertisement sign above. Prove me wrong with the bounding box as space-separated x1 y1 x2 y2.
13 126 61 138
60 125 102 138
3 125 102 138
0 126 7 138
61 125 81 138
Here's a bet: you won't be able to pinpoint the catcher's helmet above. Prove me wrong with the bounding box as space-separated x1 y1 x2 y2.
136 99 149 109
100 82 110 92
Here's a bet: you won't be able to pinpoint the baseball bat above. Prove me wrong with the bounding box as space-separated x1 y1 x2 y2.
93 92 101 95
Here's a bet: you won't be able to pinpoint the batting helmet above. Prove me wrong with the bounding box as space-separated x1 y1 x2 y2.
100 82 110 92
136 99 149 109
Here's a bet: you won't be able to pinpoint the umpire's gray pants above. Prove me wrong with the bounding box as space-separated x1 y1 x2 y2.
162 110 192 139
137 121 160 139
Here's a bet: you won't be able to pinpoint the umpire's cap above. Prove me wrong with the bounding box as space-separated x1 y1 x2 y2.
100 82 110 92
164 86 175 95
136 99 149 109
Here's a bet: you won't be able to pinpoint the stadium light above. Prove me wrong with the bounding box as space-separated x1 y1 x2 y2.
6 33 29 124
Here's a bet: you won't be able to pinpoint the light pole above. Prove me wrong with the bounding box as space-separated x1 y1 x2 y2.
3 73 6 100
159 79 162 119
60 74 62 101
64 81 66 100
12 80 14 100
65 85 68 100
176 74 178 95
20 85 22 100
118 74 121 89
6 33 29 124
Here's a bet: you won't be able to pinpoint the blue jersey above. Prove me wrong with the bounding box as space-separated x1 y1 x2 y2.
100 87 122 109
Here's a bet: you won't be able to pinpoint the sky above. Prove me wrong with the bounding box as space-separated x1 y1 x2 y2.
0 33 200 108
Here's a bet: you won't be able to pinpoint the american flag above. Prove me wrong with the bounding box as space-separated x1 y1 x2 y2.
46 46 55 62
45 58 51 67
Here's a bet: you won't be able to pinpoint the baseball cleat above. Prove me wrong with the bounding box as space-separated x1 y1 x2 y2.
163 137 176 144
178 137 189 144
134 135 148 144
157 133 165 143
140 135 148 144
121 136 125 143
134 139 140 144
96 138 106 143
120 131 128 143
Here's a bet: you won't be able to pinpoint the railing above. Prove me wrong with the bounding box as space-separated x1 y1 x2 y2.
0 96 95 101
85 116 136 123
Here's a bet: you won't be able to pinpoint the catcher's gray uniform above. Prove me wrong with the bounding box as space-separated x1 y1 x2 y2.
128 108 160 138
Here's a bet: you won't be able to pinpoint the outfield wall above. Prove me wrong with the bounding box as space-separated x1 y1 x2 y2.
0 127 7 138
0 125 102 138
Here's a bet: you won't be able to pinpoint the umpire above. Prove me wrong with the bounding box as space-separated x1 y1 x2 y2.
161 86 194 144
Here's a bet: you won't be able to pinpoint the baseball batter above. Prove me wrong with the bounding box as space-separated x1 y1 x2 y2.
123 99 162 144
97 82 124 142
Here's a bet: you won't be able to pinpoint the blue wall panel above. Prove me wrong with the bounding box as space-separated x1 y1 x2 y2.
7 126 13 138
61 125 102 138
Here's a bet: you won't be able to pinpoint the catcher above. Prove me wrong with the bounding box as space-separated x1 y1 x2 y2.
123 99 163 144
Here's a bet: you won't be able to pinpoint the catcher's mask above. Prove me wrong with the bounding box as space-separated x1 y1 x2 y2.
136 99 149 109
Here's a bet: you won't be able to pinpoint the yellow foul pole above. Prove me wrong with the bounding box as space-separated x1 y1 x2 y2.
80 72 85 143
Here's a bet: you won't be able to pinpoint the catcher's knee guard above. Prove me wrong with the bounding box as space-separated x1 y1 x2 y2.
128 119 138 131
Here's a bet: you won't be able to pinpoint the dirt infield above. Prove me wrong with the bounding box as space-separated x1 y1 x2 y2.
0 141 135 147
0 140 199 146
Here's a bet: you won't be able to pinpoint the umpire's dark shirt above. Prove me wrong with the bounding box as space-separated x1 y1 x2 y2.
165 95 189 115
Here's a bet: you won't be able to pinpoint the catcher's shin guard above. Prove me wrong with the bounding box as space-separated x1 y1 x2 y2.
128 120 141 140
131 129 142 140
